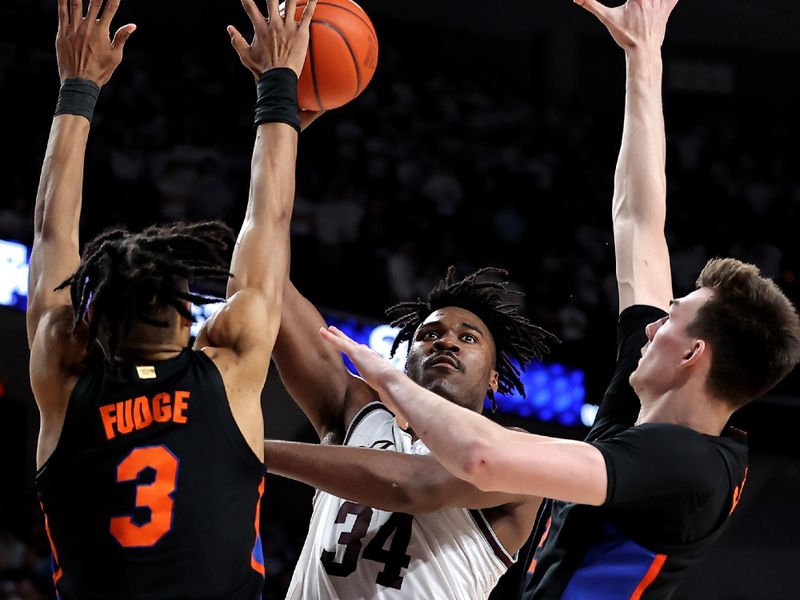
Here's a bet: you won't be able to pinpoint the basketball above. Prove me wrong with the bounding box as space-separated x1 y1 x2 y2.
294 0 379 111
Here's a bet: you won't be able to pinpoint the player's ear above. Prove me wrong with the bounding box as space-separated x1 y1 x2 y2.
681 339 706 368
488 369 499 394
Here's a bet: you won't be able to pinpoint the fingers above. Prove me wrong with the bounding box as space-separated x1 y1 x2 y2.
70 0 83 26
100 0 121 25
285 0 297 22
320 326 350 347
573 0 611 24
327 325 358 346
663 0 680 16
111 23 136 50
86 0 102 22
58 0 69 32
299 0 317 28
319 326 346 350
227 25 251 56
267 0 281 24
240 0 266 28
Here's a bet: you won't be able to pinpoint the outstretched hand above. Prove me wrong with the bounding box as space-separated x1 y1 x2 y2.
574 0 679 52
320 326 410 429
228 0 317 80
56 0 136 86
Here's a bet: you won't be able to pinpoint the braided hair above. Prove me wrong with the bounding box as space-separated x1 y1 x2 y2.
386 267 558 409
56 221 234 355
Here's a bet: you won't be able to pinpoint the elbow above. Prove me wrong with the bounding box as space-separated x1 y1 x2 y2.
460 438 497 492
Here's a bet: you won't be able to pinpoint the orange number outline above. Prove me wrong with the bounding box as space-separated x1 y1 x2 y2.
110 445 179 548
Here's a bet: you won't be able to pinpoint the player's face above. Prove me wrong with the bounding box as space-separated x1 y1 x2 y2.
630 288 714 397
404 307 499 413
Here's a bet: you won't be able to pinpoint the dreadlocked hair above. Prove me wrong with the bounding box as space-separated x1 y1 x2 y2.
56 221 235 355
386 267 559 410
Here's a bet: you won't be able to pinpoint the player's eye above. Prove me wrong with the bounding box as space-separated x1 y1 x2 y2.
422 331 439 340
461 334 477 343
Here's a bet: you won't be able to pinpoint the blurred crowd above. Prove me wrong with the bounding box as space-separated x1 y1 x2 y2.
2 7 797 362
1 2 799 594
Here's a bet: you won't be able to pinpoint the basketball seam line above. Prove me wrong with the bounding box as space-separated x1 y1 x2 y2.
298 1 377 36
313 19 362 96
307 26 324 111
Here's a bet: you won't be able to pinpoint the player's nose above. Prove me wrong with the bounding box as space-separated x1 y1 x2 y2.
433 335 459 353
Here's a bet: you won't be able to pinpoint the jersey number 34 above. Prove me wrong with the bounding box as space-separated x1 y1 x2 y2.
321 501 413 590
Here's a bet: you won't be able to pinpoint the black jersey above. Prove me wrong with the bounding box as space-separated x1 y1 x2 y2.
497 305 748 600
36 349 266 600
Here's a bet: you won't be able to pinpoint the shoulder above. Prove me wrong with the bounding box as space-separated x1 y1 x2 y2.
596 423 728 489
617 305 667 345
602 422 716 455
342 400 396 447
195 289 273 354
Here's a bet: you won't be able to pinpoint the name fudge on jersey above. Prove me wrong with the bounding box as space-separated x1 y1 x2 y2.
509 306 748 600
36 349 266 600
286 403 516 600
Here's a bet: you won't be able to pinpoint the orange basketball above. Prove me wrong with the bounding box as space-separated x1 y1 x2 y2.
294 0 379 111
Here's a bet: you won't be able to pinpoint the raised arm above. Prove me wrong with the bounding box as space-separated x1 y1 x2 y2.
27 0 135 347
195 0 315 361
320 327 608 506
577 0 678 313
271 282 376 443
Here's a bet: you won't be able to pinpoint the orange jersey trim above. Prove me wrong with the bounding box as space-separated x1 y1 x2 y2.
40 503 64 586
629 553 667 600
250 478 266 576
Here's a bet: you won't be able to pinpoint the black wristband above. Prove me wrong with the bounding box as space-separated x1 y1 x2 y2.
254 68 300 133
54 78 101 122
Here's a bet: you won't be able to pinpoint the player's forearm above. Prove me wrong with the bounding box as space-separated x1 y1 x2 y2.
378 371 507 484
29 114 89 324
376 377 607 503
33 115 89 241
248 123 298 225
265 440 434 513
612 49 666 227
227 122 297 298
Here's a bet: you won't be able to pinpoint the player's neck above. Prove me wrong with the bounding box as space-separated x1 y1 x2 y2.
113 341 186 364
636 388 732 437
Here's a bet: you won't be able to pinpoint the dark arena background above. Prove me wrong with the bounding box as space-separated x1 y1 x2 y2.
1 0 799 598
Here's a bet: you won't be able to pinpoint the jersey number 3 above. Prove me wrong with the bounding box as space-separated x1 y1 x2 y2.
110 445 179 548
321 501 413 589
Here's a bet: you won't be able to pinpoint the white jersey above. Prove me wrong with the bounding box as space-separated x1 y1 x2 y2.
286 403 516 600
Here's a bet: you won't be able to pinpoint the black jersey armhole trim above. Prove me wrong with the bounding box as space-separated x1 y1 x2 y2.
469 508 516 569
343 401 392 446
195 350 265 474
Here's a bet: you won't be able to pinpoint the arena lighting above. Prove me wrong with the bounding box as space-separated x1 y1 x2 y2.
0 238 595 427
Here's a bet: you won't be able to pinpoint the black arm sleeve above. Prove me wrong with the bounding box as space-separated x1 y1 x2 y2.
588 305 667 437
589 423 720 511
